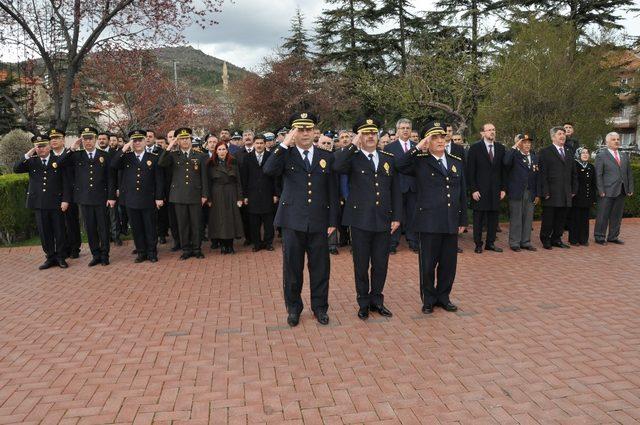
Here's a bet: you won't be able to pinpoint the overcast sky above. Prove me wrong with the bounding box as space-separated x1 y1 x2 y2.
193 0 640 71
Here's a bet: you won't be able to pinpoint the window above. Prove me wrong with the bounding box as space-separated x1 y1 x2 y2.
620 132 636 147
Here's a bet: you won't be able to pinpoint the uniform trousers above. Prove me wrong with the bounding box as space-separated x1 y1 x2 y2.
80 204 110 260
418 232 458 306
35 208 67 262
63 203 82 256
127 207 158 257
350 227 390 308
174 203 202 254
282 227 329 315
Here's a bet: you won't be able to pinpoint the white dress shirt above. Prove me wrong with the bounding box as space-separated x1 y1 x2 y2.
361 149 379 170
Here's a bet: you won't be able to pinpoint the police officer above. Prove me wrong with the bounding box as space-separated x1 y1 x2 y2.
14 135 71 269
396 121 468 314
158 127 209 259
48 128 82 258
98 131 123 246
333 118 402 320
263 112 339 327
111 130 165 262
58 127 116 266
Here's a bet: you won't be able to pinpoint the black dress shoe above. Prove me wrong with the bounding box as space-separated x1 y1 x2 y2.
88 258 101 267
265 245 275 251
521 245 537 251
370 304 393 317
314 311 330 325
389 247 397 255
171 245 181 252
101 258 110 266
510 246 521 252
58 259 68 269
581 241 589 246
179 252 191 260
595 239 607 245
287 313 300 327
158 236 167 244
358 307 369 320
252 246 262 252
474 246 483 254
441 302 458 312
148 257 158 263
608 239 624 245
552 241 570 248
422 304 434 314
457 247 463 253
134 255 147 263
38 259 56 270
70 252 80 259
243 240 252 246
410 246 419 253
329 248 339 255
194 251 205 259
543 244 553 250
485 245 503 252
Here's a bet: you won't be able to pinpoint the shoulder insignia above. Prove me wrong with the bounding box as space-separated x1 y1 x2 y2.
149 152 158 156
447 153 462 161
379 150 394 156
417 153 429 157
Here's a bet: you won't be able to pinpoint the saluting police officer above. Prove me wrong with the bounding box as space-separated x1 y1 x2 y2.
48 128 82 259
333 118 402 320
158 127 209 259
58 127 116 266
111 130 165 263
263 112 339 327
396 121 467 314
14 135 71 269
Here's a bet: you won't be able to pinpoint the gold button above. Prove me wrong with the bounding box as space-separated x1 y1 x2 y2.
308 182 312 186
376 201 379 205
90 184 93 187
375 183 379 187
136 181 140 184
136 188 140 191
447 194 451 198
448 203 451 207
446 177 449 181
308 174 311 177
42 189 46 192
186 182 189 185
376 192 380 196
308 190 312 194
308 199 311 203
43 177 47 180
446 185 450 189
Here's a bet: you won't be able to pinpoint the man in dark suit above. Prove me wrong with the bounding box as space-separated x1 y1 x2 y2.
594 131 635 244
446 124 467 253
564 122 578 152
158 127 209 259
236 130 255 246
384 118 418 253
97 131 123 246
111 130 165 262
58 127 117 266
14 135 71 269
396 121 467 314
538 126 577 249
241 134 278 251
263 112 339 327
466 123 506 253
48 128 81 259
503 133 539 251
333 118 401 320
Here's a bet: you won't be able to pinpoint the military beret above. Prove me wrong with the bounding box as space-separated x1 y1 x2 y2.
289 112 317 129
48 128 65 138
31 134 50 146
421 121 446 138
80 126 98 137
175 127 193 139
128 129 146 140
353 117 380 134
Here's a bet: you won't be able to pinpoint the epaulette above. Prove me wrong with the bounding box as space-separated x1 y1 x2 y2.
447 153 462 161
417 153 429 157
149 152 158 156
379 150 394 156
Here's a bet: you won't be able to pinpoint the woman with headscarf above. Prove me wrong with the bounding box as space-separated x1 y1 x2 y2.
207 140 244 254
569 147 596 246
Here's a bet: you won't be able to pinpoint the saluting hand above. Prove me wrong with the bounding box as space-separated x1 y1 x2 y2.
352 133 361 149
121 141 133 153
25 147 36 157
283 128 297 147
416 136 429 151
73 138 82 150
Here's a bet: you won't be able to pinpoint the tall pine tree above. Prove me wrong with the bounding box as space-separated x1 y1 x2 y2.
315 0 384 72
377 0 426 74
281 8 312 62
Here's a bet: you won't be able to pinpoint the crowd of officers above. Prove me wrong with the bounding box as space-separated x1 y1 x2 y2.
14 115 634 327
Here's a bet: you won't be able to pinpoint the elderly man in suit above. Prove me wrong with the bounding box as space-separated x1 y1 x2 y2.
466 123 506 253
594 132 635 245
538 126 578 249
384 118 419 253
503 133 539 252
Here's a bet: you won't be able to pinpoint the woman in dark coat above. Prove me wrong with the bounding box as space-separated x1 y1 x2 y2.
569 147 596 246
207 141 244 254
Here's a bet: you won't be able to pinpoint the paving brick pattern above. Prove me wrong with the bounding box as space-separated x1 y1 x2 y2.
1 219 639 424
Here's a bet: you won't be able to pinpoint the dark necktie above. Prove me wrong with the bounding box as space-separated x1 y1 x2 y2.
526 155 531 169
438 158 447 174
303 150 311 171
257 154 262 166
488 144 494 162
89 152 93 160
368 153 375 172
559 147 565 160
42 159 47 167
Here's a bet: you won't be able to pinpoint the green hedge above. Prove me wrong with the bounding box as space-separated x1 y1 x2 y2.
0 173 35 245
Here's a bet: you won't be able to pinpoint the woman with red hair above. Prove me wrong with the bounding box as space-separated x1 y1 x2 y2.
207 141 244 253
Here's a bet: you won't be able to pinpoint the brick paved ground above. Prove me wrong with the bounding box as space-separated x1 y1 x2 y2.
1 219 639 425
